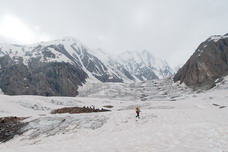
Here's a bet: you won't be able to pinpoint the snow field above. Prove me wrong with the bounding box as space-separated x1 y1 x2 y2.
0 97 227 152
0 77 228 152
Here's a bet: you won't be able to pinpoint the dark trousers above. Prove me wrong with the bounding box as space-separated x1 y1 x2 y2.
136 111 140 118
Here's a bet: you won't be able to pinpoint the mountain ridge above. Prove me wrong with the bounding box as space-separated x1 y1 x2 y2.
0 37 174 96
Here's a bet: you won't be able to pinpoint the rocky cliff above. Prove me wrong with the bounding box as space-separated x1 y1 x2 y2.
174 34 228 90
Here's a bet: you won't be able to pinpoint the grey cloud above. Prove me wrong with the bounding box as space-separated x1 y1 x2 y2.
0 0 228 67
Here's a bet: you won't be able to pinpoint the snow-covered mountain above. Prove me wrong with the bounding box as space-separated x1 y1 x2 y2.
0 37 174 96
117 50 174 80
92 49 174 82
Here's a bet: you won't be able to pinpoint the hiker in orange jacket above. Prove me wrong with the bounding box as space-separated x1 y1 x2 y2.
135 106 141 119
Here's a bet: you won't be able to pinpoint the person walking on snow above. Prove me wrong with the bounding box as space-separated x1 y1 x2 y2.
135 106 141 119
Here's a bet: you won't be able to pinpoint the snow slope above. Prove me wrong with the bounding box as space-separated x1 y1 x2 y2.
0 77 228 152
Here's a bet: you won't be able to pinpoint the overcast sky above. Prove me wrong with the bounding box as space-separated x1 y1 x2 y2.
0 0 228 68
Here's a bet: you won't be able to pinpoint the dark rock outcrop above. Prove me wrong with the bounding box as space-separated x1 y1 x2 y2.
0 117 28 143
51 106 110 114
0 55 87 96
174 34 228 90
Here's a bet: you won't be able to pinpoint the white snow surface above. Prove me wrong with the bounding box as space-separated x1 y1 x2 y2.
208 34 228 42
0 77 228 152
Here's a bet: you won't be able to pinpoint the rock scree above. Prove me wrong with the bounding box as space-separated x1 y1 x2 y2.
51 106 110 114
0 116 28 143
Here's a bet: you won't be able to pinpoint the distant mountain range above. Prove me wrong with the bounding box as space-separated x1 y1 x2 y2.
174 33 228 90
92 48 174 81
0 37 174 96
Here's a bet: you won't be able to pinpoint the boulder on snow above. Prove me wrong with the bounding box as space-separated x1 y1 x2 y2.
51 106 110 114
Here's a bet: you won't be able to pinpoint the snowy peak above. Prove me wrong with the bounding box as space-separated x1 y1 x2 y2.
118 50 167 69
91 49 174 82
39 36 82 46
0 38 123 96
207 33 228 42
117 50 174 79
0 37 174 96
